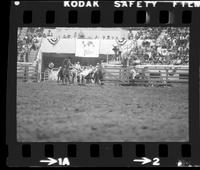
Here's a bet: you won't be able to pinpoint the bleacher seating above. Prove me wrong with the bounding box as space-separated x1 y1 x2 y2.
17 27 44 62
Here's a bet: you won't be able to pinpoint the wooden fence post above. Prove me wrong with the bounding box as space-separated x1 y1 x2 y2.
24 66 28 82
23 67 26 82
119 68 121 80
44 72 46 82
166 68 169 85
127 67 130 84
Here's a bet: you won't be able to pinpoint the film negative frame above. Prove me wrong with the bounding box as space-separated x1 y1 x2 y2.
6 0 200 167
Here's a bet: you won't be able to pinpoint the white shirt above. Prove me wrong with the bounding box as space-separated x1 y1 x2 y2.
75 64 81 70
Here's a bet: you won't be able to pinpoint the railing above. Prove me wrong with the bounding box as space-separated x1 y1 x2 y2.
17 62 38 82
17 62 189 85
43 70 50 81
103 65 189 85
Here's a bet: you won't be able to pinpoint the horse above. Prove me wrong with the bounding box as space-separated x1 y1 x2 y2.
61 65 70 85
93 68 104 85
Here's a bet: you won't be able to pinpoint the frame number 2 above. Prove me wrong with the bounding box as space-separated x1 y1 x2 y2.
152 158 160 166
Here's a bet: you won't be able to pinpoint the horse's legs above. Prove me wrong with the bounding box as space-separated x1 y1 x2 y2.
81 75 85 84
57 75 60 83
82 76 84 84
80 76 83 84
68 76 70 85
76 75 79 84
77 75 80 84
99 79 102 85
69 75 71 84
66 75 70 85
65 75 67 85
63 76 65 85
61 76 63 84
83 78 85 84
72 73 76 84
62 76 65 85
61 77 64 84
71 74 74 84
79 75 83 84
83 77 86 84
94 74 98 84
75 72 78 84
71 74 73 84
97 78 100 84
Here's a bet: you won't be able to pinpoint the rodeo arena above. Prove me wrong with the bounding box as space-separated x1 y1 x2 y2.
17 27 189 142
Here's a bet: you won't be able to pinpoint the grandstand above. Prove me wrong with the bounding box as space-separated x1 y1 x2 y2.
17 27 189 64
17 27 43 62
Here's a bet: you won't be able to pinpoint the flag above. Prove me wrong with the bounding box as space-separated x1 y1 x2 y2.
115 38 127 46
47 36 60 45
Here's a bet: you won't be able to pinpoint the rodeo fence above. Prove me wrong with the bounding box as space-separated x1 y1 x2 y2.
17 62 39 82
103 64 189 86
17 62 189 86
17 62 52 82
43 70 49 81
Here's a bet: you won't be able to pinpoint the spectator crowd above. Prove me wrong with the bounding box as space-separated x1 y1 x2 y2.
123 27 189 65
18 27 189 65
17 27 43 62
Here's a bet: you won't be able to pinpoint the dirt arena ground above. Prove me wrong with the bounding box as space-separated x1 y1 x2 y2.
17 81 189 142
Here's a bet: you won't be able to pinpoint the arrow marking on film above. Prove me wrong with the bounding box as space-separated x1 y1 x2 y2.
40 157 57 165
133 157 152 165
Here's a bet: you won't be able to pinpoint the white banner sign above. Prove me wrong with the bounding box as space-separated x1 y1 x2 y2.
75 39 99 57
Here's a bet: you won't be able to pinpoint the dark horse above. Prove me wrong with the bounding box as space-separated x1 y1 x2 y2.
57 58 73 85
57 65 70 85
62 65 70 85
93 68 104 85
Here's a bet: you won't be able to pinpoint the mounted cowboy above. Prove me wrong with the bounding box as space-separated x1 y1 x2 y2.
58 58 73 85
